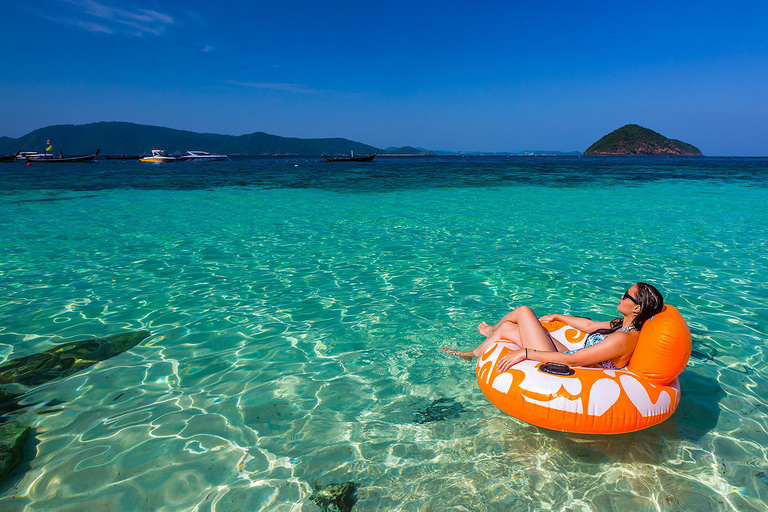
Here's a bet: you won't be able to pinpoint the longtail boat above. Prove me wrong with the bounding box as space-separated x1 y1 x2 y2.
26 150 100 163
322 150 378 162
105 152 147 160
0 151 19 162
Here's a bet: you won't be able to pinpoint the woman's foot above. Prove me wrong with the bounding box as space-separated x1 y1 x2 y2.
478 321 492 337
440 348 476 361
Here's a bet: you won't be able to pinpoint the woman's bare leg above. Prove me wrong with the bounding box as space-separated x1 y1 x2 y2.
483 310 525 333
472 321 520 355
442 306 569 361
479 306 544 338
477 306 568 352
442 321 521 360
508 306 568 352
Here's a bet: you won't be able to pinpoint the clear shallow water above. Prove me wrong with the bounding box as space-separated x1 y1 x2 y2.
0 157 767 511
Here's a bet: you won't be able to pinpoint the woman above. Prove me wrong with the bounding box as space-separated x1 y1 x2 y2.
441 283 664 373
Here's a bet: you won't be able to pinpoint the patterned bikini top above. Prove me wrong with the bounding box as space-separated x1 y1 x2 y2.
585 325 638 370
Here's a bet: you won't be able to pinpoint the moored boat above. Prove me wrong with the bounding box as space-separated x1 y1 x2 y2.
178 150 228 161
27 150 100 163
16 151 53 160
322 150 378 162
140 149 176 162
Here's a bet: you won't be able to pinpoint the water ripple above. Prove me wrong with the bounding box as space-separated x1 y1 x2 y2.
1 162 767 509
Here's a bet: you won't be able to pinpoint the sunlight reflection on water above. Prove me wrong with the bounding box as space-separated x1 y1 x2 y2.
0 158 767 510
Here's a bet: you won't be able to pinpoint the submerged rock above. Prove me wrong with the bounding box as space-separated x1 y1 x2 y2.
0 422 31 481
413 398 465 424
690 350 715 362
0 330 150 483
309 482 358 512
0 330 150 387
690 341 717 362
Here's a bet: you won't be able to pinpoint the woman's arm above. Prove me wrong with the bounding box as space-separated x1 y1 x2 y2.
496 331 636 372
539 314 613 333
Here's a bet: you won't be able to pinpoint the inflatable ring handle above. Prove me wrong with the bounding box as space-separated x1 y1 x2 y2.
538 362 575 376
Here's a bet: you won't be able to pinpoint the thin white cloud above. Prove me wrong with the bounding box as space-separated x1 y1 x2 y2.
202 44 213 53
45 0 175 36
226 81 321 94
36 12 113 33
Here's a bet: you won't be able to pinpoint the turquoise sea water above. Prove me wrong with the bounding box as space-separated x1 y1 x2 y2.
0 157 767 511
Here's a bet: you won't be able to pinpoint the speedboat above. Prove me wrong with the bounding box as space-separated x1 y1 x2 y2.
140 149 176 162
178 150 228 161
16 151 53 160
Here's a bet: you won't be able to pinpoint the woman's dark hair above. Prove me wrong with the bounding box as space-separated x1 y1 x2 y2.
596 282 665 334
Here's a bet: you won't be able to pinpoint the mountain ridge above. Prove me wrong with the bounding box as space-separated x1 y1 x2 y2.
0 122 380 156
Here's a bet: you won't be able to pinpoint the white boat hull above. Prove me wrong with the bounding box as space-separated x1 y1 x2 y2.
179 151 228 161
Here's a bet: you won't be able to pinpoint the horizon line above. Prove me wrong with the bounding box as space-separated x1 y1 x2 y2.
4 120 764 157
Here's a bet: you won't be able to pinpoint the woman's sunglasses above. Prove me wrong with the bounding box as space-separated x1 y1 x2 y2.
622 291 639 304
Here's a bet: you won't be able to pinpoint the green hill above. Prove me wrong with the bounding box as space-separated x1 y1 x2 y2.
381 146 436 155
584 124 702 156
0 122 380 156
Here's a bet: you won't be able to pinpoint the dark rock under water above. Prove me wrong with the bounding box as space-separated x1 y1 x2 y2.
0 422 30 481
0 330 151 483
0 330 150 388
690 350 713 362
413 398 465 424
309 481 357 512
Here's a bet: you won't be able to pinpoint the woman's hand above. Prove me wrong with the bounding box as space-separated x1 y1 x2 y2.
496 349 526 373
539 314 558 323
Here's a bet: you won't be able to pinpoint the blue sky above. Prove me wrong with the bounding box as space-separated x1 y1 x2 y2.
1 1 767 155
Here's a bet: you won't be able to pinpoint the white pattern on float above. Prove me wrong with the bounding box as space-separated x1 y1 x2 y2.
587 378 621 416
620 374 672 416
477 342 515 385
547 326 587 351
491 373 514 394
522 394 584 414
480 339 675 418
515 361 582 396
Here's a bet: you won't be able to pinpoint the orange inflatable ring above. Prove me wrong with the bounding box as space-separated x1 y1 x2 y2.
475 305 692 434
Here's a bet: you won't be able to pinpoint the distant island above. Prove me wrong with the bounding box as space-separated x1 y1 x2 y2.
380 146 436 156
584 124 702 156
0 122 382 157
